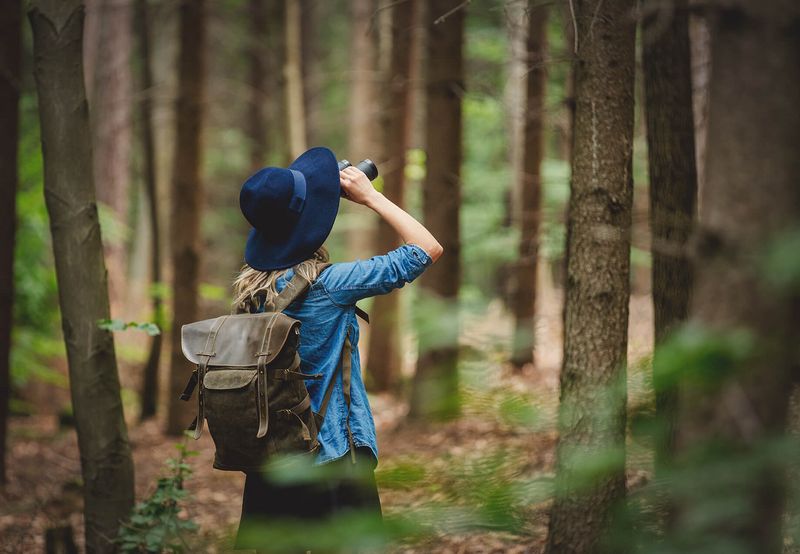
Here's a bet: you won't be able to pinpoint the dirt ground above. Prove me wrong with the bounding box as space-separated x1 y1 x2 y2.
1 291 654 553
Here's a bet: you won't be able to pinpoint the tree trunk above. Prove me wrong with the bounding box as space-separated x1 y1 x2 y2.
544 0 635 551
265 0 288 165
28 2 135 550
85 0 133 315
641 0 697 494
246 0 268 172
165 0 206 436
344 0 378 264
510 1 548 369
673 3 800 552
0 0 22 488
300 0 320 146
367 0 415 392
284 0 306 159
408 0 465 421
689 14 710 209
135 0 163 422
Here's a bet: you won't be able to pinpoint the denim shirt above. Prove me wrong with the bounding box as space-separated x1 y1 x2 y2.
268 243 432 465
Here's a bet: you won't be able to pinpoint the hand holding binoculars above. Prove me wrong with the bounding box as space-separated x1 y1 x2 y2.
337 159 379 199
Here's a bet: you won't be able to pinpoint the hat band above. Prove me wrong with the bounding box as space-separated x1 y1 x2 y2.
288 169 307 214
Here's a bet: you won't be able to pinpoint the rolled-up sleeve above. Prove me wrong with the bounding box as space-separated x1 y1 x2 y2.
322 243 433 305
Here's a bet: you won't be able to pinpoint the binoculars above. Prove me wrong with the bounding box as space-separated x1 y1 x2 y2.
338 159 379 182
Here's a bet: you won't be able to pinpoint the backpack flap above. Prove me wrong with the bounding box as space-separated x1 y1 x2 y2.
181 312 300 368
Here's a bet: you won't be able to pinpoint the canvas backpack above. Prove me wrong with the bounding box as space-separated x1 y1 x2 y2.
178 263 361 472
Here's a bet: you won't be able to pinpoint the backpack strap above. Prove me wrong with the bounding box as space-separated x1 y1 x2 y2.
317 328 357 464
186 315 229 439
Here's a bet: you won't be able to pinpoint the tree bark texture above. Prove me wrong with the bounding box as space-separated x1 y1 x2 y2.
641 0 697 484
135 0 163 422
408 0 464 420
544 0 635 551
367 0 416 392
344 0 378 263
689 14 710 209
510 1 548 369
674 3 800 552
284 0 306 158
28 2 135 550
300 0 320 146
0 0 22 487
246 0 268 172
85 0 133 314
166 0 206 436
265 0 288 166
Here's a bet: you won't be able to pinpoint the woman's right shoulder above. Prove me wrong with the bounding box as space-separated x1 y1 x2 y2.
313 244 433 305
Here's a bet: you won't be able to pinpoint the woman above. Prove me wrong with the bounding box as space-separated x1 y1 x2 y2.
232 147 442 549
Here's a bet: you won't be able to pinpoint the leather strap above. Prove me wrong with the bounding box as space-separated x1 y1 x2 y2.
316 328 357 464
270 272 312 313
179 369 198 401
190 315 228 439
271 262 369 323
342 332 356 463
255 313 279 438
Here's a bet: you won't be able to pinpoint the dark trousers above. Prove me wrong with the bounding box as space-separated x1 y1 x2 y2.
235 447 382 552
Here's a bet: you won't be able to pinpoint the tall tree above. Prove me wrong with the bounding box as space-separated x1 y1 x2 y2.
544 0 636 551
673 2 800 551
166 0 206 435
246 0 268 172
344 0 378 264
510 1 548 369
284 0 306 159
84 0 133 314
28 1 135 550
266 0 288 165
300 0 321 146
641 0 697 484
367 0 416 392
408 0 465 420
136 0 163 421
0 0 22 487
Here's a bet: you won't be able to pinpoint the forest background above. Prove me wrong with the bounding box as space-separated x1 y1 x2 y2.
1 0 798 553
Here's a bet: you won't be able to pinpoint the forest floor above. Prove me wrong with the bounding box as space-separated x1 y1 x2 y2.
1 291 654 553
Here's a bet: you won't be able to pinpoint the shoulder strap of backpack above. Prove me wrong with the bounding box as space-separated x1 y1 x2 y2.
267 262 368 324
316 328 357 464
267 262 330 313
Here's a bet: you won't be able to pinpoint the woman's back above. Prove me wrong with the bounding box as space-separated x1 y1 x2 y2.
270 243 432 465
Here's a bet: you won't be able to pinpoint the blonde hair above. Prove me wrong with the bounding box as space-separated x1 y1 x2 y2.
232 246 330 313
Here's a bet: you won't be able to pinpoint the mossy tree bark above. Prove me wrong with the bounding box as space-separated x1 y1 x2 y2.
544 0 636 551
367 0 416 392
28 1 134 550
166 0 206 436
673 2 800 552
641 0 697 498
408 0 465 420
0 0 22 487
510 1 548 369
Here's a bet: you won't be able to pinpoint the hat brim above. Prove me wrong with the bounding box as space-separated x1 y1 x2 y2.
244 147 340 271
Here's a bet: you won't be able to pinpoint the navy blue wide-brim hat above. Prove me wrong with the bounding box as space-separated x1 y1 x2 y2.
240 146 340 271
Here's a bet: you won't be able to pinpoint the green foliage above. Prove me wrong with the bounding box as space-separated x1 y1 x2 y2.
116 442 199 553
761 227 800 292
11 92 63 389
98 319 161 336
653 323 755 393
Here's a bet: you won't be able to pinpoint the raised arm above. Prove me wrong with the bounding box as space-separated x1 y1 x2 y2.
339 165 444 262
